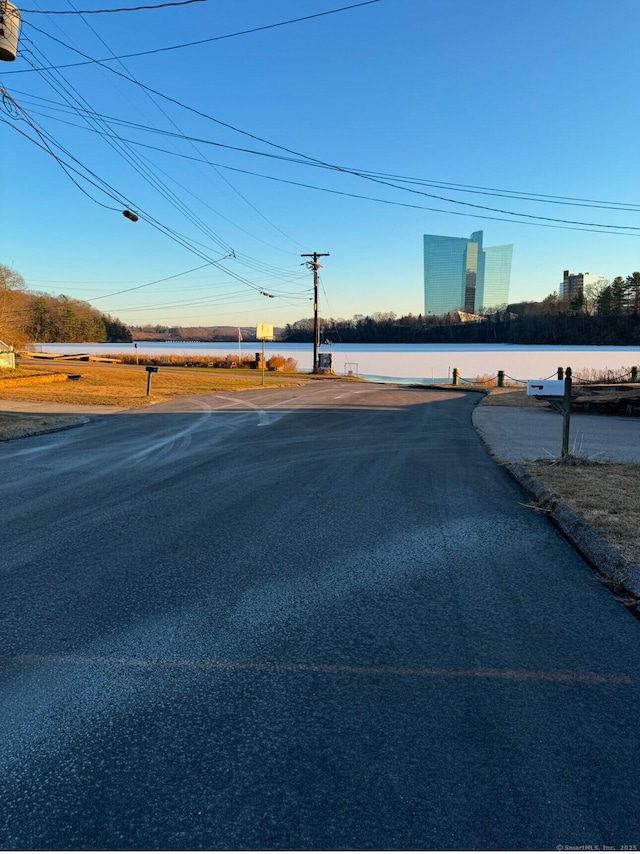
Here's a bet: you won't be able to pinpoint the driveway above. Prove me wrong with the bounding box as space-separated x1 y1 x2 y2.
1 383 639 849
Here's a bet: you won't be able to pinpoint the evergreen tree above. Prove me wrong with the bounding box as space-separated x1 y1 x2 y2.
611 277 627 315
626 272 640 314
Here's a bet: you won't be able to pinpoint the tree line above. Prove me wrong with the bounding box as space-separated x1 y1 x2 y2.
0 266 131 346
282 273 640 346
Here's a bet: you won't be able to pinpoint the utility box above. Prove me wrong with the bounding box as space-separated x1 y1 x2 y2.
527 379 564 397
318 353 332 373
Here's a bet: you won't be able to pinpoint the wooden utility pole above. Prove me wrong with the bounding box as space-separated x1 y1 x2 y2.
561 367 572 457
301 252 329 373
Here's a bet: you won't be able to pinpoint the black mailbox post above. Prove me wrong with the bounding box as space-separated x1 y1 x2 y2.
145 365 158 396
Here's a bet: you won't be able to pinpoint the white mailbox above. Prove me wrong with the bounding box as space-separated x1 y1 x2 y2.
526 379 565 397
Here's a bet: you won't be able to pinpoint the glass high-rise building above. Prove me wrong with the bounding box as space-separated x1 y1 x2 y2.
423 230 512 315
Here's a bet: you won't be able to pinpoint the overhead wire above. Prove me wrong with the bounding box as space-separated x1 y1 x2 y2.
18 92 640 214
87 262 214 300
9 46 309 297
12 1 311 287
1 100 290 298
8 0 640 327
21 39 239 258
8 30 640 236
21 10 314 276
10 94 638 239
52 0 306 256
14 1 382 65
22 0 212 13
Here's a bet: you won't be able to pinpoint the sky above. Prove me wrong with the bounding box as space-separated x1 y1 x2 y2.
2 0 640 330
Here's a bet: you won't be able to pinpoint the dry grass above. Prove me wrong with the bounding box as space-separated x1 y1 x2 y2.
479 388 549 408
524 460 640 565
0 413 83 439
0 363 305 408
480 389 640 566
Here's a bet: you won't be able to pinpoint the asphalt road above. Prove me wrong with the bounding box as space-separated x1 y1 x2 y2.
474 405 640 463
1 381 640 850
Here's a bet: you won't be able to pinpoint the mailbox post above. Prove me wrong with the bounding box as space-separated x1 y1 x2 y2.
526 372 572 457
145 365 158 396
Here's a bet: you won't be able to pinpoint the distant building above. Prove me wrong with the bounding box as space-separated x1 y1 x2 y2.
423 230 512 316
560 270 606 301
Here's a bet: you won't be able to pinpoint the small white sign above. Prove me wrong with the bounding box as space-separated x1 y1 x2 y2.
256 324 274 340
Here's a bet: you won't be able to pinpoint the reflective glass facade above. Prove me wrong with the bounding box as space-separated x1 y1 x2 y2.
478 244 513 310
424 230 512 315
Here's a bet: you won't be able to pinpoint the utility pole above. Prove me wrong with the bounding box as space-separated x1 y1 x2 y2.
301 252 329 373
561 366 572 458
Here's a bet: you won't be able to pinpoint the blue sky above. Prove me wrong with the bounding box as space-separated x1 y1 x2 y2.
2 0 640 328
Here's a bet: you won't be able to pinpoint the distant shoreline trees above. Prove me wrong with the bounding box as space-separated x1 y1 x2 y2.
282 274 640 347
0 265 131 345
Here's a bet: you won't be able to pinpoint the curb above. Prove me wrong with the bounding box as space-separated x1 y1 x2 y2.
0 416 90 443
505 461 640 604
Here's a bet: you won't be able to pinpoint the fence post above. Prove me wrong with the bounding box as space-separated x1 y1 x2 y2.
497 370 505 388
561 367 572 458
452 368 459 386
632 366 638 382
557 366 564 380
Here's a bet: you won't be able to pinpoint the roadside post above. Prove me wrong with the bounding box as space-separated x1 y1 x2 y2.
256 324 274 386
561 367 572 457
145 365 158 396
526 374 570 457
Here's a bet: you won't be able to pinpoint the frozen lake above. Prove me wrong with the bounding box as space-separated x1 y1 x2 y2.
32 342 640 385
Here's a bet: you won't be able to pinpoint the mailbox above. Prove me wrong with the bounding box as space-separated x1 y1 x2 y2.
526 379 564 397
144 365 158 396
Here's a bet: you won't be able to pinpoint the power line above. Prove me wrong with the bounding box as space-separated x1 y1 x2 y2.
22 0 210 13
18 90 640 214
15 43 308 287
12 98 639 238
89 262 214 300
10 28 640 235
54 0 306 253
14 1 382 68
1 106 283 298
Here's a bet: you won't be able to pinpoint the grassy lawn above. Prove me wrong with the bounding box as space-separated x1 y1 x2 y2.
477 387 548 408
0 363 306 408
522 459 640 567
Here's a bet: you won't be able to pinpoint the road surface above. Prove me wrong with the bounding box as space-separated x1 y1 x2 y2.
1 381 639 849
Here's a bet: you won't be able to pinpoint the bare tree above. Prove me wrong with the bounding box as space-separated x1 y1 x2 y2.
0 265 29 346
